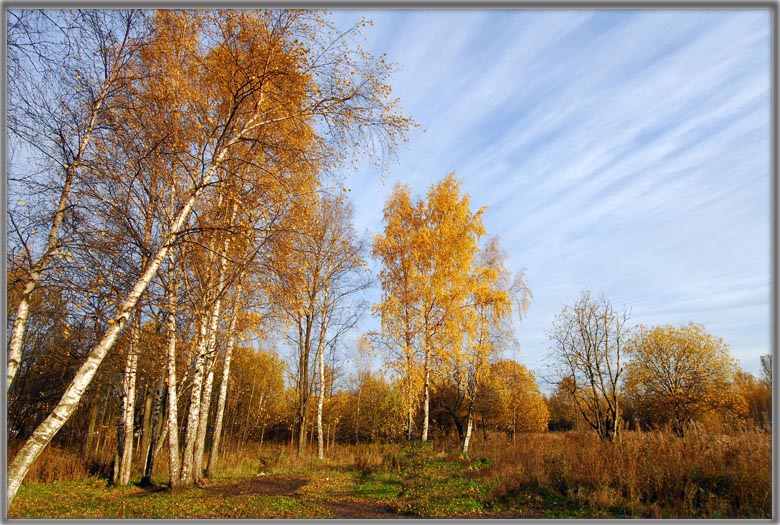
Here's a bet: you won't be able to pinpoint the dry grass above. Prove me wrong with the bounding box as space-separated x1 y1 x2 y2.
213 440 397 477
468 428 771 518
8 443 90 484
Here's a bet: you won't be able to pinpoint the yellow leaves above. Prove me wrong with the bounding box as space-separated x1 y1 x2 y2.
480 360 549 433
625 322 744 431
375 174 521 421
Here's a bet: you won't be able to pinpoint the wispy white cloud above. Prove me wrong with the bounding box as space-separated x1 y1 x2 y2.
333 9 772 381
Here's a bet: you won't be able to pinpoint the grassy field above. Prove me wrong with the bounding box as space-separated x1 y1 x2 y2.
8 429 772 519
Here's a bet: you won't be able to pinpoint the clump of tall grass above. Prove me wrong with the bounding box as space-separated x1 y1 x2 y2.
211 440 397 477
8 443 90 484
472 428 771 518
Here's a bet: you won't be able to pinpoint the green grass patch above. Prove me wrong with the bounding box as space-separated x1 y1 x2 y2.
352 471 403 501
380 444 493 517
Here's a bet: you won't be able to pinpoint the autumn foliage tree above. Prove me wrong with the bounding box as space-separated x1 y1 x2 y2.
735 371 771 430
478 360 549 439
449 237 531 453
623 323 747 435
374 174 486 444
371 184 423 441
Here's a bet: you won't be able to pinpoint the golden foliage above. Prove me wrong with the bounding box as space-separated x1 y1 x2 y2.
624 323 747 434
478 360 549 435
373 175 487 433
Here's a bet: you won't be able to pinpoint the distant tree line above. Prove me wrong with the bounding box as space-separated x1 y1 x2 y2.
546 291 771 439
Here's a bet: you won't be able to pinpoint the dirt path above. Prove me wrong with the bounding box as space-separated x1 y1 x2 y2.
202 475 309 497
315 498 400 518
200 473 404 519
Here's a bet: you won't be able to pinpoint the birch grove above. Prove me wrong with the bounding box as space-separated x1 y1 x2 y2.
7 9 409 506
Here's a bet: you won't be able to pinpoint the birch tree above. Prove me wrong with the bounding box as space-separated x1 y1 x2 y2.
205 286 242 477
7 9 144 392
273 194 370 457
375 174 485 443
458 238 528 454
372 184 423 441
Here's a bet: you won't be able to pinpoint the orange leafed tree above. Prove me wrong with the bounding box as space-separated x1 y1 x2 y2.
478 360 549 439
374 174 486 443
372 183 424 441
457 237 531 453
624 322 747 435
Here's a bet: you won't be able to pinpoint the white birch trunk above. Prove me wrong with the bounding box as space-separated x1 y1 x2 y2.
316 287 330 460
114 319 140 485
165 254 181 488
179 315 210 486
193 202 235 479
316 342 326 460
206 290 240 477
461 402 475 455
421 366 430 442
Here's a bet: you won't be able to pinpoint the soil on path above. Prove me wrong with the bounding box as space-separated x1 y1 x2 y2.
200 473 403 519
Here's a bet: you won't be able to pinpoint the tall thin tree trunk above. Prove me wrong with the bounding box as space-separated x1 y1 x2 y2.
95 386 111 456
140 384 153 464
180 314 210 486
407 372 415 442
317 344 326 460
85 398 100 457
421 366 430 443
297 315 312 458
316 290 329 460
193 200 235 481
154 418 169 469
165 254 181 488
114 316 141 485
355 380 362 444
193 356 216 481
141 376 166 486
206 290 240 477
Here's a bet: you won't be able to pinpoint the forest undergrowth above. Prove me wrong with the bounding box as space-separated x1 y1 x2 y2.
8 429 771 519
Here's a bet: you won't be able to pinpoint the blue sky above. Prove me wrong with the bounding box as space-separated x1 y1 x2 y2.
328 9 772 384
